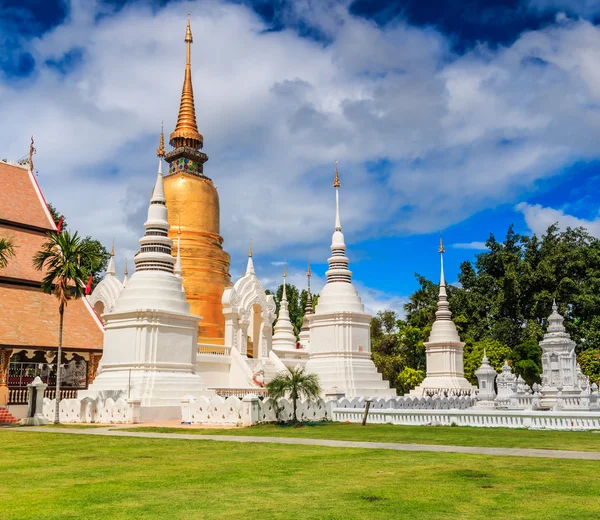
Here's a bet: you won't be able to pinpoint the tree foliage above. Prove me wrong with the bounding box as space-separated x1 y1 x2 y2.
371 223 600 393
266 367 321 424
47 204 110 287
0 236 16 270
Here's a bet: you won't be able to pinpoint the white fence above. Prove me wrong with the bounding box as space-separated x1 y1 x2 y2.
181 395 333 425
333 407 600 430
43 397 140 424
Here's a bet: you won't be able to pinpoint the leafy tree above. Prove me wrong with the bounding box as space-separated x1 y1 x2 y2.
33 231 97 423
578 349 600 387
0 236 16 270
510 340 542 386
46 204 110 288
396 367 424 395
266 367 321 424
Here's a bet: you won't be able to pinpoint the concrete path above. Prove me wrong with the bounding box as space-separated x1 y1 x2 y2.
9 426 600 461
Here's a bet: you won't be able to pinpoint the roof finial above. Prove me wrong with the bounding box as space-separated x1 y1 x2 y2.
249 238 253 257
333 159 340 188
29 136 35 173
111 239 115 257
157 121 165 157
439 230 445 254
334 161 342 232
169 16 203 150
283 259 287 279
439 233 446 288
246 239 255 275
282 260 287 299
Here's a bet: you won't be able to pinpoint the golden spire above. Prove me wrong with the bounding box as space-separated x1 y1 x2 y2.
333 159 340 188
169 15 204 150
157 121 165 157
307 262 311 293
249 238 253 257
439 231 445 254
283 260 287 278
111 239 115 257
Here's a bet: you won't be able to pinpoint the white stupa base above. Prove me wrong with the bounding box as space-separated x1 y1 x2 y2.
305 352 396 398
82 365 214 421
539 386 583 409
410 375 476 396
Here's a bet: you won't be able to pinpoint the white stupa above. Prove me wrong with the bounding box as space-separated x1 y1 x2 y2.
83 140 210 420
88 243 124 319
539 300 584 407
305 163 395 398
272 262 298 353
298 263 312 350
411 237 475 396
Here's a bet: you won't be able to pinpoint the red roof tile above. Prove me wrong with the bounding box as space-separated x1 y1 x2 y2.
0 162 56 230
0 284 103 351
0 225 48 283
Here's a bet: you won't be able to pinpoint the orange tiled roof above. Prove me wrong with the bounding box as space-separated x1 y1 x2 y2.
0 284 103 351
0 225 48 283
0 162 56 230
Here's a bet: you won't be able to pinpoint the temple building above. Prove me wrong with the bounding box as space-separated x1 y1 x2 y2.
83 146 210 420
410 238 475 396
163 18 231 346
304 164 395 398
0 153 103 416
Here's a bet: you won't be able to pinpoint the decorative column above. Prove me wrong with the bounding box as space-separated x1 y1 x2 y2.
0 348 13 406
86 353 102 386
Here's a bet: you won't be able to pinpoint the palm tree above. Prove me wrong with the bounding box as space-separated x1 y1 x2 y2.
266 367 321 424
33 231 94 424
0 237 15 269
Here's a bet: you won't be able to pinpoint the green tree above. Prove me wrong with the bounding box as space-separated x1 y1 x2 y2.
396 367 424 395
266 367 321 424
578 349 600 386
33 231 97 423
0 236 16 269
46 203 110 287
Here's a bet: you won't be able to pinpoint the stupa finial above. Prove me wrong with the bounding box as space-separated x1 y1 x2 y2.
169 16 203 150
157 121 165 158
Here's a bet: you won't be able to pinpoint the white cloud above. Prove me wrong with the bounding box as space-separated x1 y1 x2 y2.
452 241 488 250
527 1 600 17
4 2 600 301
516 202 600 237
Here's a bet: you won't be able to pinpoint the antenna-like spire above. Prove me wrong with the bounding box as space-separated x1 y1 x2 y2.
157 121 165 158
334 160 341 231
282 260 287 300
169 16 203 150
439 232 446 288
246 238 255 274
106 240 116 275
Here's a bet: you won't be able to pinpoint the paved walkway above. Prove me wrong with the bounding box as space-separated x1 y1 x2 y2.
10 426 600 460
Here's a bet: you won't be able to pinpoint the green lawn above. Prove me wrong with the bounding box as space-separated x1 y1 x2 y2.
2 430 600 519
122 422 600 452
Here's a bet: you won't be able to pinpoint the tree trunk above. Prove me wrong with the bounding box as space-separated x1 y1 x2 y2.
54 306 64 424
292 389 297 424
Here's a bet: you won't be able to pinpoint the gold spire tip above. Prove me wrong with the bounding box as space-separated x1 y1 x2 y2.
157 122 165 157
185 15 193 44
283 260 287 278
249 238 253 257
439 232 445 254
307 263 311 277
111 239 115 256
333 160 340 188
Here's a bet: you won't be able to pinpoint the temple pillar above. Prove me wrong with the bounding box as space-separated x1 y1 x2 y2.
0 348 13 406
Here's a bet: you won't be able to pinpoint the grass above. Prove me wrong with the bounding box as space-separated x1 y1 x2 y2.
2 429 600 519
120 422 600 452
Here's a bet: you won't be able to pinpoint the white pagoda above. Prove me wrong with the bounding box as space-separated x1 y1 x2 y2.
410 237 475 396
305 163 395 398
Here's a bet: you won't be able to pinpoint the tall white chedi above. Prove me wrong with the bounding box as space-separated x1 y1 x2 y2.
305 163 395 397
298 263 313 350
84 143 209 419
272 262 297 353
539 300 585 407
411 237 475 396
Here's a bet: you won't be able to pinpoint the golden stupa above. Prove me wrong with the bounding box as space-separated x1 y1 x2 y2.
163 17 231 345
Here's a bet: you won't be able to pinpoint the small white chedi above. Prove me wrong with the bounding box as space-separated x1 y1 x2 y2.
304 164 395 398
411 237 475 396
271 262 298 354
82 151 210 420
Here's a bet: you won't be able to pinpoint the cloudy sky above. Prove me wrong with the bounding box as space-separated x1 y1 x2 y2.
2 0 600 315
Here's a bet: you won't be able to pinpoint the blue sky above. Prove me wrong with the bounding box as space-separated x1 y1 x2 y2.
2 0 600 314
